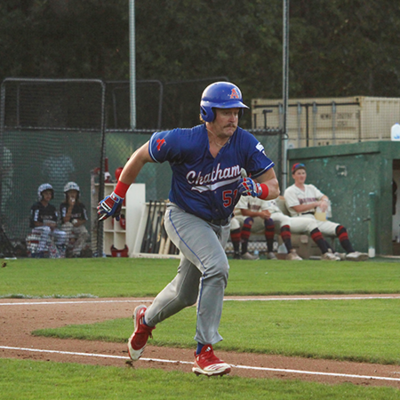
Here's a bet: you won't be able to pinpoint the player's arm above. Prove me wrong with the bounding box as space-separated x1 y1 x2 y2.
241 208 271 219
318 195 330 212
72 217 86 227
291 196 329 213
254 168 280 200
118 142 153 185
291 203 317 213
62 203 73 224
238 167 280 200
97 142 153 221
292 185 329 213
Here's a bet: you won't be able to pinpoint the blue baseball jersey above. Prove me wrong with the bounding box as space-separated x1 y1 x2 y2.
148 124 274 221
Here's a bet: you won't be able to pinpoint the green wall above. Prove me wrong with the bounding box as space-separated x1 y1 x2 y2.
287 141 400 255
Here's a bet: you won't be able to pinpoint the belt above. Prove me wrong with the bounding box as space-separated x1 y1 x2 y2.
301 212 315 216
206 217 230 226
169 203 230 226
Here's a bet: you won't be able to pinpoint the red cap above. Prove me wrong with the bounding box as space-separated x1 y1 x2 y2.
292 163 306 174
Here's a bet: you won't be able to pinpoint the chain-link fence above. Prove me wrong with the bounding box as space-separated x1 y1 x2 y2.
0 77 283 257
0 78 106 256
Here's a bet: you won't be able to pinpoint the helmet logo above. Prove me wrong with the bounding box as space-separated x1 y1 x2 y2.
229 88 240 99
156 138 166 151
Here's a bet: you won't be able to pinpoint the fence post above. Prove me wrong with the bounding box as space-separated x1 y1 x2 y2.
368 192 376 258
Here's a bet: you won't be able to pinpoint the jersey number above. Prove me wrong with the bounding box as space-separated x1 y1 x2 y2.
222 189 238 208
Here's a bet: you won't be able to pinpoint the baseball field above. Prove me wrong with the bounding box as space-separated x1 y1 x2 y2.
1 257 400 399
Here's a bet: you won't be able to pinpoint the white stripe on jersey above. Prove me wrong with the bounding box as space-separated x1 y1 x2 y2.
191 176 241 193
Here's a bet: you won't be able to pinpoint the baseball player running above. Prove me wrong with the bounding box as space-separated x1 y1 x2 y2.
284 163 368 261
97 82 279 376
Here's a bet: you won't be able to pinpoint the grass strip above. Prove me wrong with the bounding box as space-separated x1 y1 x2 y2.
34 299 400 365
0 358 399 400
1 258 400 298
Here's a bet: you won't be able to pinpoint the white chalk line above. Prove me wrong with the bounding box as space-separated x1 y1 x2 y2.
224 295 400 301
1 295 400 306
1 345 399 382
0 299 153 306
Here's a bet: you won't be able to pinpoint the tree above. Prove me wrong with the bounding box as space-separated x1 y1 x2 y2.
289 0 400 97
2 0 400 121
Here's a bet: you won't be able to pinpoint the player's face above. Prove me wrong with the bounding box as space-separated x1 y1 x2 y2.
293 168 307 184
67 190 78 204
210 108 240 138
42 190 52 202
67 190 78 199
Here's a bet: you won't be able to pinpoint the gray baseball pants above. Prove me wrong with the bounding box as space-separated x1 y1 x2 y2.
144 203 230 345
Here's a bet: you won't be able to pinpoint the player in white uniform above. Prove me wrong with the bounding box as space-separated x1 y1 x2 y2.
230 195 302 260
284 163 368 261
97 82 280 376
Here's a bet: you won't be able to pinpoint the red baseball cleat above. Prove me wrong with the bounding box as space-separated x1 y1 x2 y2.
127 305 155 361
192 345 231 376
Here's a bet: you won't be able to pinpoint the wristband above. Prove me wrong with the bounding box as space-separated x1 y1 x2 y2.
114 180 130 198
259 183 269 199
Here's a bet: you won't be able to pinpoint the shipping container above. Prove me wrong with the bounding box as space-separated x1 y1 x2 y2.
251 97 400 148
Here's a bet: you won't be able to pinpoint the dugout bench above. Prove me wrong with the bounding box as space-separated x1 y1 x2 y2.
226 196 336 260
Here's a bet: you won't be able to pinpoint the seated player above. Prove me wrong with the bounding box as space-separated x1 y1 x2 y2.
230 195 302 260
29 183 67 258
60 182 90 257
284 163 368 261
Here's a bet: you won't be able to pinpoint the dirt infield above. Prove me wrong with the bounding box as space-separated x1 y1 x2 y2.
1 295 400 389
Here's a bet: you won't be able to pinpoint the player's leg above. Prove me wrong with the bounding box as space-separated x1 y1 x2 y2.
128 254 202 361
290 216 337 260
230 216 242 259
240 217 253 254
240 217 259 259
151 205 229 342
272 213 301 260
129 205 230 373
33 226 51 257
145 256 202 325
53 229 67 258
264 219 275 252
61 222 73 256
71 225 90 257
318 220 368 261
156 205 231 375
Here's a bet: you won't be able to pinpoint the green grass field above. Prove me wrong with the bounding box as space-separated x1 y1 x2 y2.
1 257 400 399
33 299 400 365
1 257 400 298
2 358 400 400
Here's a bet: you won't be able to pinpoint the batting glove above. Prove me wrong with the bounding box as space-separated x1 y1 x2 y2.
97 192 123 221
237 177 263 197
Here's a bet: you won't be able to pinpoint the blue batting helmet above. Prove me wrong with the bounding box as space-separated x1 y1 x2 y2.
200 82 249 122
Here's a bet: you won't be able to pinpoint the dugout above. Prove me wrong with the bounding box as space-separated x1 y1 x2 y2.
287 141 400 256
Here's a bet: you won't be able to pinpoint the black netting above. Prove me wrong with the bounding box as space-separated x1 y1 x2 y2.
4 79 104 131
105 77 231 131
0 77 284 257
0 79 105 255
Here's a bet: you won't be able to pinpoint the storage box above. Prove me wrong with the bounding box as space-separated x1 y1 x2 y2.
251 96 400 148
